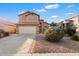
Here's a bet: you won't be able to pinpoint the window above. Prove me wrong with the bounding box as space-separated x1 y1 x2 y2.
31 16 35 20
31 15 38 20
25 16 29 22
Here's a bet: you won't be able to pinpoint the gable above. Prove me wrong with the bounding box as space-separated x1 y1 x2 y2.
19 12 40 25
18 11 39 17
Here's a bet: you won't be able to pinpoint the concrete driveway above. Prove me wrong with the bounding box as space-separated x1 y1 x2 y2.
0 34 35 56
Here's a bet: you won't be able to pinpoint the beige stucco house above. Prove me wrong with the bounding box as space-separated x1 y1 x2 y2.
58 15 79 32
17 11 49 34
70 15 79 32
0 19 16 33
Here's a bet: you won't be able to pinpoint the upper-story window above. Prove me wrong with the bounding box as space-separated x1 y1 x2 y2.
31 15 38 20
25 16 29 22
31 16 35 20
35 15 39 20
25 14 39 22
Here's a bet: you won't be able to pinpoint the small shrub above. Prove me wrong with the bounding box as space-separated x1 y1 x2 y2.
67 29 76 36
71 35 79 41
4 32 9 36
0 33 1 38
0 33 4 38
44 28 64 42
63 29 76 36
0 29 4 38
0 29 4 33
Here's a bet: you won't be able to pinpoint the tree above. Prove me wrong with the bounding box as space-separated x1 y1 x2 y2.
50 22 57 27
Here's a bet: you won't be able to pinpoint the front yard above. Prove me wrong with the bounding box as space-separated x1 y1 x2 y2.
32 34 79 53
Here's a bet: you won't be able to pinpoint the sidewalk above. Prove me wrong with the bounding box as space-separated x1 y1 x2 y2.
15 38 35 56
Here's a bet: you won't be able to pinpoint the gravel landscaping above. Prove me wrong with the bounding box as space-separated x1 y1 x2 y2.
32 34 79 53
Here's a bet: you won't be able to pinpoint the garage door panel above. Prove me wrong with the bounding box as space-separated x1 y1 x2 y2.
19 26 36 34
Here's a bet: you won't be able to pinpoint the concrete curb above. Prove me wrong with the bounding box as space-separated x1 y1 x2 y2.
14 53 79 56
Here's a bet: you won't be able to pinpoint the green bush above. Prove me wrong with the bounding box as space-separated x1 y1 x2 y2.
63 29 76 36
44 28 64 42
71 35 79 41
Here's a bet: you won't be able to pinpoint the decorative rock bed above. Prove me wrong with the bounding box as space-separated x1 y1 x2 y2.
32 34 79 53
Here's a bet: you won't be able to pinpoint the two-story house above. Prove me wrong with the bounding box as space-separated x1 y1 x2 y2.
70 15 79 32
58 15 79 33
59 20 73 29
39 20 49 33
17 11 49 34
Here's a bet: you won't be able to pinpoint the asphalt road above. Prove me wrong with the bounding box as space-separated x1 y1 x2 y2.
0 34 35 56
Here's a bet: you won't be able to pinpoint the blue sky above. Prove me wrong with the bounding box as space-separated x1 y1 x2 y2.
0 3 79 23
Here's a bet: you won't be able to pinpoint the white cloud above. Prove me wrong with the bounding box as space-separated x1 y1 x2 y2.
55 19 64 23
65 12 74 15
67 5 74 8
59 19 64 21
45 4 59 9
33 8 36 10
51 15 59 18
18 11 26 15
36 9 46 12
35 4 59 13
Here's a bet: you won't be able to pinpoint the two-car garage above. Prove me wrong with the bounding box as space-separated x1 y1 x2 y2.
18 26 37 34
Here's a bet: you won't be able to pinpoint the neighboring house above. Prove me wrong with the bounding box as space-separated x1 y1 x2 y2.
39 20 49 33
43 21 49 31
59 19 76 30
70 15 79 32
0 24 4 30
39 20 44 33
59 20 73 29
57 21 64 29
17 11 49 34
4 24 16 33
58 15 79 32
0 19 16 33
